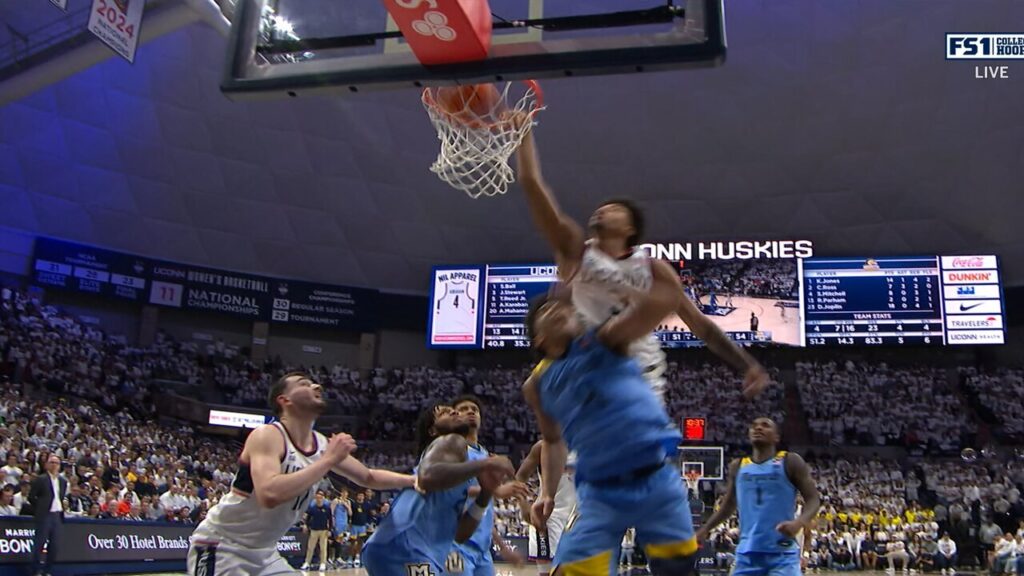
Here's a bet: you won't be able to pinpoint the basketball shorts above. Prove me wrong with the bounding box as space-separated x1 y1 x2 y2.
732 552 802 576
529 508 571 560
351 524 368 537
447 546 494 576
553 463 697 576
362 533 445 576
188 539 296 576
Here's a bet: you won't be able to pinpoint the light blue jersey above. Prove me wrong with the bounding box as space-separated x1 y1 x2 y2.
452 442 495 576
362 452 470 576
538 331 681 483
534 331 696 574
736 451 799 555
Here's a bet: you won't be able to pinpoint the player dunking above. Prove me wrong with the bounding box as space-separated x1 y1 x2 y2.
188 372 416 576
695 418 821 576
361 404 516 576
522 281 699 576
513 118 769 400
517 440 577 576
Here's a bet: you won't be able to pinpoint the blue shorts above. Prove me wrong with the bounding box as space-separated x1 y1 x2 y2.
554 464 697 575
446 546 493 576
351 524 368 537
733 552 802 576
362 533 444 576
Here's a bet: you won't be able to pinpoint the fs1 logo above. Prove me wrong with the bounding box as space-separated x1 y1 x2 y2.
947 34 1024 59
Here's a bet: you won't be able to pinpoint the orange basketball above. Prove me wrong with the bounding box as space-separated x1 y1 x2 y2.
435 84 502 124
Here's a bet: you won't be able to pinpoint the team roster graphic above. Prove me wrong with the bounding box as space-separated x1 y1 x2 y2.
429 268 482 346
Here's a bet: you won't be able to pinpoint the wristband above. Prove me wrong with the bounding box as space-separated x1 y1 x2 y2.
467 502 486 521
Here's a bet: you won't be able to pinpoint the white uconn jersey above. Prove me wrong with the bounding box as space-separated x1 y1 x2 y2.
192 423 327 550
571 239 668 399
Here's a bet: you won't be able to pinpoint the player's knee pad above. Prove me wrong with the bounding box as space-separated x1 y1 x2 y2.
648 552 698 576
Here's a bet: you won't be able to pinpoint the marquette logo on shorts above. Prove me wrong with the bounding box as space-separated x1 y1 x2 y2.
947 34 1024 59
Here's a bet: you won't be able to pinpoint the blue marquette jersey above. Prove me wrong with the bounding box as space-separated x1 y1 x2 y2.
454 442 494 562
537 331 681 483
364 462 469 569
736 451 799 554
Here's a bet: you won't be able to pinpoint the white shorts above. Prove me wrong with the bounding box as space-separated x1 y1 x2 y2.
528 510 571 561
188 539 296 576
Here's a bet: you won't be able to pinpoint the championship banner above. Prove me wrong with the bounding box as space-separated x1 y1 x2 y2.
31 238 380 328
88 0 145 62
269 279 379 332
33 237 148 303
0 517 306 564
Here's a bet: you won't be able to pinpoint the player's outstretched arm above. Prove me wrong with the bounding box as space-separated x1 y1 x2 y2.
515 120 584 270
778 453 821 538
597 259 683 353
332 456 416 491
695 459 741 543
675 295 770 399
249 427 353 509
515 441 542 484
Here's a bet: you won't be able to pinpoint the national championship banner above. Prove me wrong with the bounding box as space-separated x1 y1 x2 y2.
31 238 379 330
88 0 145 62
0 517 306 564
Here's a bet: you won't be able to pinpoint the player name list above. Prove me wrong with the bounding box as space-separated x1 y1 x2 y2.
802 258 944 346
483 266 557 345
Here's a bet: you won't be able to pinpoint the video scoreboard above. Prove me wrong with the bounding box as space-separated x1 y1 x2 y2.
428 253 1005 349
801 256 1004 346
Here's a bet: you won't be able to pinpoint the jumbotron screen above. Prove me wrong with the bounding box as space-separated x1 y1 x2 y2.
426 241 1006 350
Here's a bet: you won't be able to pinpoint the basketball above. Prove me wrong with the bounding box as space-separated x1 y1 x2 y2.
435 84 502 122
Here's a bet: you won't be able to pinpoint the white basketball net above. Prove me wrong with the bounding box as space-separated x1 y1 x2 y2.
422 81 544 199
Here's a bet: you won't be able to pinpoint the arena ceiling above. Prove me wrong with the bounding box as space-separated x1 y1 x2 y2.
1 0 1023 294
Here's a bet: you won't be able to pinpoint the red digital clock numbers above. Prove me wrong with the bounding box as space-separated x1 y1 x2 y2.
683 417 706 441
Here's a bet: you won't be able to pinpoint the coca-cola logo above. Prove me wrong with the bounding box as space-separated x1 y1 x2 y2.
951 257 985 268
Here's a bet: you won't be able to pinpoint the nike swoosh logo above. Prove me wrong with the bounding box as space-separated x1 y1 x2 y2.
959 303 984 311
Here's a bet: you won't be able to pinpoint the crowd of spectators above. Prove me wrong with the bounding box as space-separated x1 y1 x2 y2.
797 361 975 453
4 281 1024 569
960 367 1024 443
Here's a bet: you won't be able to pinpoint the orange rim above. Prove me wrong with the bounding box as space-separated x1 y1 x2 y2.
422 80 543 130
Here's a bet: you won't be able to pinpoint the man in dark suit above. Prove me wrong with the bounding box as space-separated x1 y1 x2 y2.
28 455 68 576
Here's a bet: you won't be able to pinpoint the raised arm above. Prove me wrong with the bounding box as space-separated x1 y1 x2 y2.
332 456 415 491
248 427 351 509
597 258 683 353
675 295 770 398
695 459 741 543
515 122 585 269
515 441 542 484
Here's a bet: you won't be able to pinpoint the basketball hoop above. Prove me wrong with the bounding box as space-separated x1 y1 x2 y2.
422 80 545 199
685 470 702 494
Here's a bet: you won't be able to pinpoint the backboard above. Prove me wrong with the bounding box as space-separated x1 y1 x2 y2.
679 445 725 481
222 0 726 98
